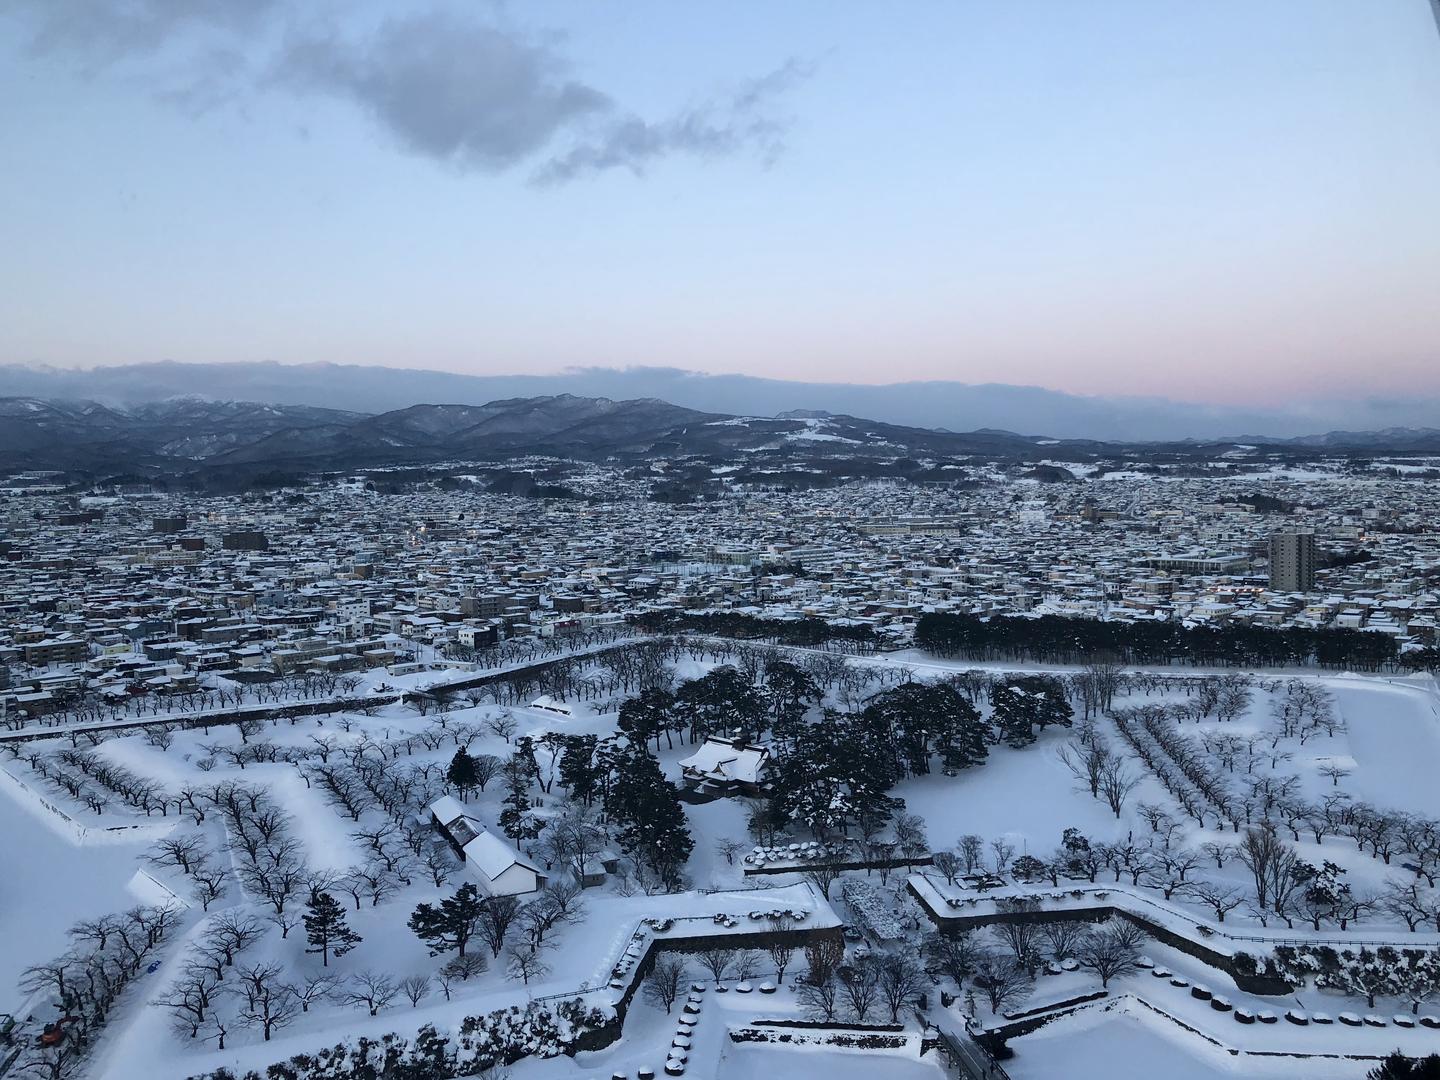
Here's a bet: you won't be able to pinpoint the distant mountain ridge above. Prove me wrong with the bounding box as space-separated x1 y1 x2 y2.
0 393 1082 476
3 361 1437 442
1 392 1435 480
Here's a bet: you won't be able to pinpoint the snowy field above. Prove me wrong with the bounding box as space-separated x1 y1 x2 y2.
1004 1004 1368 1080
0 768 159 1016
4 648 1440 1080
1331 678 1440 815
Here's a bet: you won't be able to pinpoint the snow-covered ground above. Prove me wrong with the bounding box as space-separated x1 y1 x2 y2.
1331 679 1440 815
1004 1003 1367 1080
0 773 157 1015
6 653 1440 1080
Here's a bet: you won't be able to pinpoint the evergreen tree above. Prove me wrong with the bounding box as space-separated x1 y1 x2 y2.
939 698 989 772
618 687 675 750
408 882 485 957
991 682 1039 747
304 891 361 967
764 661 821 750
447 748 480 801
674 666 768 743
1369 1053 1440 1080
771 713 901 837
499 751 543 842
559 734 600 805
609 746 693 890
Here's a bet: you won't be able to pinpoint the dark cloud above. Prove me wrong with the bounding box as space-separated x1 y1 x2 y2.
532 59 812 185
16 0 276 69
6 0 808 183
279 13 612 171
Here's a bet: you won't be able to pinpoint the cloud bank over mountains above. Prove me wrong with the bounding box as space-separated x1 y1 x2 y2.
2 361 1436 443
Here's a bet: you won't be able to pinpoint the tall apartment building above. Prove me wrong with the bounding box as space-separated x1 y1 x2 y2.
1269 531 1317 592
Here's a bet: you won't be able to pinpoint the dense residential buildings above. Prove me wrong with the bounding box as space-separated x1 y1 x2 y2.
2 458 1440 718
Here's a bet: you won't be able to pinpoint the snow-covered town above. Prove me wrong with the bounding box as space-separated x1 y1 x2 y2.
6 2 1440 1078
4 463 1440 1080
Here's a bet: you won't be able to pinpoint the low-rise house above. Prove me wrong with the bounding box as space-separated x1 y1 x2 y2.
429 796 545 897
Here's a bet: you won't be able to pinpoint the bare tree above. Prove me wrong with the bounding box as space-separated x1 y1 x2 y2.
697 947 737 983
1075 922 1144 988
932 850 962 886
643 955 687 1013
145 727 175 752
993 921 1043 975
1098 757 1141 818
295 973 339 1013
1058 741 1109 799
473 753 503 792
487 713 518 744
723 950 755 982
797 974 840 1021
421 843 456 888
805 937 845 987
973 953 1032 1014
1238 825 1298 913
505 946 550 985
399 973 431 1008
206 912 263 967
233 963 300 1041
149 835 207 875
989 838 1015 876
958 834 985 874
877 953 927 1023
153 962 222 1038
802 864 842 901
342 971 399 1016
1039 920 1086 962
1189 879 1247 923
925 930 981 987
715 838 746 866
477 895 521 958
838 956 881 1022
766 917 796 981
442 953 489 986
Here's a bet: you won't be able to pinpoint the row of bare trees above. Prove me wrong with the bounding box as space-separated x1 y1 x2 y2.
19 906 178 1080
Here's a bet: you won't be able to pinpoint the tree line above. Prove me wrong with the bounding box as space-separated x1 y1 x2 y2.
916 612 1414 671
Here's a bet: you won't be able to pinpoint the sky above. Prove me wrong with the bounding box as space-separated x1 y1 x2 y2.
2 0 1439 408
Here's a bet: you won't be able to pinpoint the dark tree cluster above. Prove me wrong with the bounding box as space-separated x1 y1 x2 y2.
916 612 1403 671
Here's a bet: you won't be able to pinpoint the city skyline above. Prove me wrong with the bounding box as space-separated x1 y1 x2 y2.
3 1 1440 408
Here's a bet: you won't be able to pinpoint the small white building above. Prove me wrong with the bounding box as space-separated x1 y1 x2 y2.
461 830 544 898
428 797 544 898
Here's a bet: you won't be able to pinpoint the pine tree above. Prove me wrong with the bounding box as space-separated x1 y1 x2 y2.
498 752 542 841
609 747 693 890
991 683 1039 748
618 687 674 750
408 882 486 957
1368 1052 1440 1080
940 700 989 771
447 748 480 801
304 891 361 967
559 734 600 805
